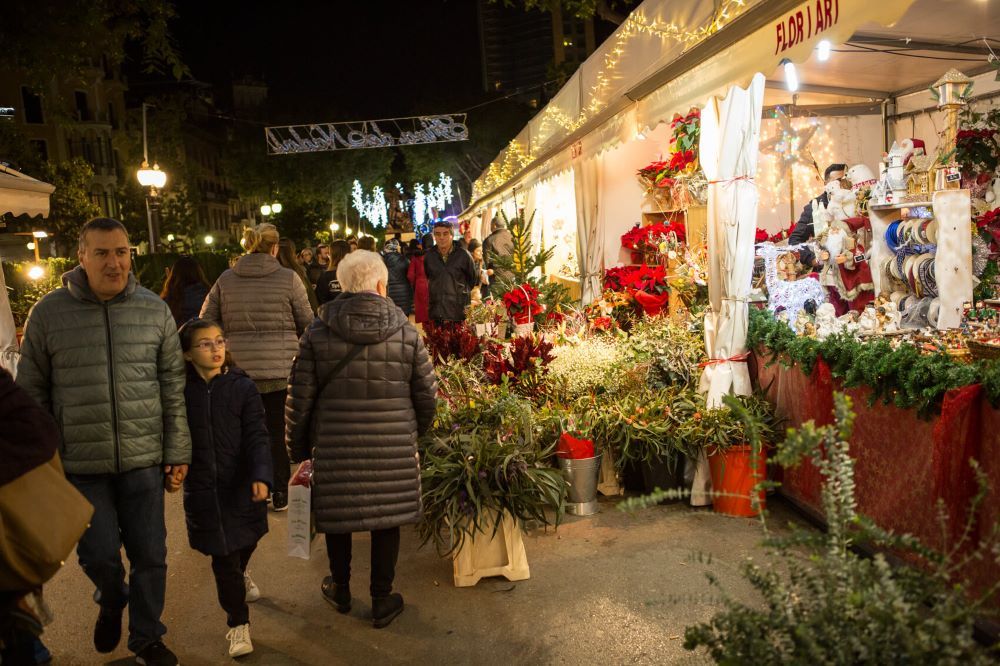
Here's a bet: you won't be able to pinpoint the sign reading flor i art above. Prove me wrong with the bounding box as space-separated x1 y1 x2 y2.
265 114 469 155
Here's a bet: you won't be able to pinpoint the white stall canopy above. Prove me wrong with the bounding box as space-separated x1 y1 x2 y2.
465 0 1000 216
0 165 55 219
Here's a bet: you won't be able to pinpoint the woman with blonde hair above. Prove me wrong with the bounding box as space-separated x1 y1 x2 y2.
201 223 313 510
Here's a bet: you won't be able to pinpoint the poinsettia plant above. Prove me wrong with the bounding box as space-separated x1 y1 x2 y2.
503 283 544 324
621 220 687 252
424 322 482 365
482 334 554 394
636 108 702 189
976 207 1000 253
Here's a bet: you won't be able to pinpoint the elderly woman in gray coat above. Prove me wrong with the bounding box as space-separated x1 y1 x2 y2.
285 250 437 628
201 223 313 510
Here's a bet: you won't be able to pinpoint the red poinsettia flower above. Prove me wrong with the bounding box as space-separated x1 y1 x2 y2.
755 228 770 243
503 283 543 323
633 289 670 316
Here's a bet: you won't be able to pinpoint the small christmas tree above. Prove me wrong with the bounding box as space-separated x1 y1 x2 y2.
490 210 570 318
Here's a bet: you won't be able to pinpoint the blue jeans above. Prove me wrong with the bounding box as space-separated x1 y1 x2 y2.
66 466 167 653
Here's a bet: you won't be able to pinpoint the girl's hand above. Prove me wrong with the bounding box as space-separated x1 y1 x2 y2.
252 482 269 502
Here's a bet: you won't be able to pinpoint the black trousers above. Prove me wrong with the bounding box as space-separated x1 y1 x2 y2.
260 389 290 494
325 527 400 598
210 543 257 628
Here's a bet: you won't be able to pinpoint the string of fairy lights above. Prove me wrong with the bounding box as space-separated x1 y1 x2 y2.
472 0 751 199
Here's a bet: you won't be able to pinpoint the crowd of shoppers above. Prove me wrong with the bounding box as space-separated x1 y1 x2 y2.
0 215 531 662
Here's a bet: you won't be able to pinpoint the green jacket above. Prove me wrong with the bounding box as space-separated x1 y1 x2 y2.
17 266 191 475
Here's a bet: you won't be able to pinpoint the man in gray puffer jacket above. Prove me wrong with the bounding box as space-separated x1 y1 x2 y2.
17 217 190 665
286 250 437 629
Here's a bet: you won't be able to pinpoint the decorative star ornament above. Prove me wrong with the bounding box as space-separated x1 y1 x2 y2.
759 108 819 186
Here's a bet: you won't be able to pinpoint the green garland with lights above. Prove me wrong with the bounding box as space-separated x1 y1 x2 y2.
747 308 1000 417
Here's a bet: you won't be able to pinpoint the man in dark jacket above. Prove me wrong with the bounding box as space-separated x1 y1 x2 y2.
788 163 847 267
286 250 437 629
482 217 514 297
17 217 191 666
424 221 476 323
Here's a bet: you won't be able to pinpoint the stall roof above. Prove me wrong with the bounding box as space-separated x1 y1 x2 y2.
0 165 55 218
466 0 997 214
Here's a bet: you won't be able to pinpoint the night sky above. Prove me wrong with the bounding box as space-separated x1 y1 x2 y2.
171 0 485 122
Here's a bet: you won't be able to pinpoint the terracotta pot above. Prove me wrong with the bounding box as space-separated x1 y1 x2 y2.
708 444 767 517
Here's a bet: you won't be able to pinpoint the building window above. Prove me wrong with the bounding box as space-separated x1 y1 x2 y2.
75 91 91 121
107 103 118 129
29 139 48 162
20 87 44 124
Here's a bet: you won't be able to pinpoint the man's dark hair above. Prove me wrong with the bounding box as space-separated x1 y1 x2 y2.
432 220 452 230
79 217 129 252
824 163 847 180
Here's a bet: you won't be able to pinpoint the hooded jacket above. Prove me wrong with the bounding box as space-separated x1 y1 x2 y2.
200 253 314 384
383 251 413 315
183 365 272 556
16 266 191 475
285 292 437 533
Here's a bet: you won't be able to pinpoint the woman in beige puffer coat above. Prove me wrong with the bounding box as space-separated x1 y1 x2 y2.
200 223 313 509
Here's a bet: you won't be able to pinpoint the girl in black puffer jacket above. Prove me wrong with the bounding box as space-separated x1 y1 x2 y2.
179 318 273 659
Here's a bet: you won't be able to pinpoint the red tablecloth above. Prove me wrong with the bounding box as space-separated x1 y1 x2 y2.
754 352 1000 596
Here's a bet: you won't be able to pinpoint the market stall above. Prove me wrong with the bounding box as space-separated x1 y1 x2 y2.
0 165 55 376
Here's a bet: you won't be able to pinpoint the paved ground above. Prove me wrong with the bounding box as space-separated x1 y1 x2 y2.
40 491 806 665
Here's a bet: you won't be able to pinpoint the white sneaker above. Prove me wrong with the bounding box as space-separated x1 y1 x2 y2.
226 623 253 658
244 572 260 603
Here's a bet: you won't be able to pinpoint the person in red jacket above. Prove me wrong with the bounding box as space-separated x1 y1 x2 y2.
407 234 433 327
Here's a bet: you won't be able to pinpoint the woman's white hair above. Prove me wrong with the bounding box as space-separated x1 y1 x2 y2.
336 249 388 293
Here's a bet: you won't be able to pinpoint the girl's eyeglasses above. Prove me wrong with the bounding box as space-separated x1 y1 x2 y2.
192 338 227 352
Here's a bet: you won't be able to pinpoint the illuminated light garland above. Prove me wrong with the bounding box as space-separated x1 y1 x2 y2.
756 111 837 226
472 0 750 200
351 179 389 228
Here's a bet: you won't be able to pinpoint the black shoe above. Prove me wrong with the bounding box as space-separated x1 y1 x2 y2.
93 606 123 654
321 576 351 613
271 491 288 511
372 593 404 628
134 641 177 666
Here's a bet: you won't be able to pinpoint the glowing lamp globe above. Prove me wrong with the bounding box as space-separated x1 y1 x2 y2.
204 235 214 245
136 162 167 189
260 204 272 216
330 222 340 232
32 230 48 238
271 202 282 214
27 265 45 281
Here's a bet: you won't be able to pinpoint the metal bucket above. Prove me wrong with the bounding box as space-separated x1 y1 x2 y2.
558 453 603 516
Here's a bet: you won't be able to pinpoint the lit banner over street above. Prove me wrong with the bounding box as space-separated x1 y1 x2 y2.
265 114 469 155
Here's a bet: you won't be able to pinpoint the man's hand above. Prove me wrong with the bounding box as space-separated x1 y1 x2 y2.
251 482 269 502
835 254 848 265
819 251 830 262
163 464 188 493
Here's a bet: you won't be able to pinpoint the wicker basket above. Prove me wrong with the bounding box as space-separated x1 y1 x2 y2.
967 339 1000 361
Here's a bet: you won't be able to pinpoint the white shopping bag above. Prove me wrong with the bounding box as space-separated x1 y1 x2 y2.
287 460 315 560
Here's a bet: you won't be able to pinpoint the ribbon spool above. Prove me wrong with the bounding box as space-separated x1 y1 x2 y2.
886 220 903 253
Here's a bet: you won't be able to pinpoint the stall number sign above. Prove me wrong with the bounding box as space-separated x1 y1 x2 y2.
570 141 583 159
0 107 14 119
775 0 840 55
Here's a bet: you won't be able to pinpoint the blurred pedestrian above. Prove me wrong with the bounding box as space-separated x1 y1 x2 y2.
467 239 490 297
298 247 314 268
286 250 437 629
200 223 313 512
315 240 351 306
277 238 319 313
357 236 376 252
17 217 190 665
382 239 412 315
424 221 476 324
160 255 211 327
178 319 272 658
407 234 432 326
346 236 359 252
307 244 330 287
482 217 514 297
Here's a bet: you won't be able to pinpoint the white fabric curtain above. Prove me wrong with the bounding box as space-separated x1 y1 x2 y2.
689 72 765 505
573 155 603 304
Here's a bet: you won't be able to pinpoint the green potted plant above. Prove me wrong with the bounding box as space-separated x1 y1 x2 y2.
465 298 508 338
677 392 780 517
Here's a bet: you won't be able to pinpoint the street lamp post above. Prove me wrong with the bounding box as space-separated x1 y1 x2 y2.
136 103 167 254
260 201 282 222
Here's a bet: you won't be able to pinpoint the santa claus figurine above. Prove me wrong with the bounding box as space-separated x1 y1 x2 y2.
813 179 875 315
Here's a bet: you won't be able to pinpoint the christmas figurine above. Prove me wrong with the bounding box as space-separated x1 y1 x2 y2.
813 180 875 315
